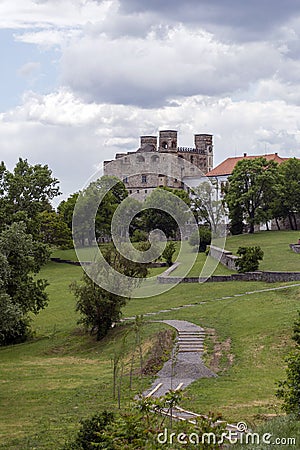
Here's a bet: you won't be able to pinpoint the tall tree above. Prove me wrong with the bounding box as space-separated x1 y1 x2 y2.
72 176 128 246
191 180 224 234
0 158 61 235
224 158 281 233
278 158 300 230
70 244 148 340
0 222 49 345
143 187 191 239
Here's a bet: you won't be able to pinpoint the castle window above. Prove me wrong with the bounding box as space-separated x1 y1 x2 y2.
174 178 178 183
136 155 145 163
190 155 194 163
144 189 147 193
161 141 168 149
142 175 147 183
151 154 159 162
137 189 139 193
129 190 132 194
171 141 176 148
123 176 128 183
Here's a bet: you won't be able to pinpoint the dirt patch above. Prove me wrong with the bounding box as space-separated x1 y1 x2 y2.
141 329 175 375
204 328 234 374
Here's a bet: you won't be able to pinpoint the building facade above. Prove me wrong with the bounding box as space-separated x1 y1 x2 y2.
103 130 213 200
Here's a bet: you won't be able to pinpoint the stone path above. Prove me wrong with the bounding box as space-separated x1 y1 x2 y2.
124 282 300 322
143 320 216 398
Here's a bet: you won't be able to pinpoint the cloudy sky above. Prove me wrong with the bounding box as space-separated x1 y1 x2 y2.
1 0 300 201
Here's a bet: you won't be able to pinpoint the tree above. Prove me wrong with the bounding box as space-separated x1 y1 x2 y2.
0 222 49 345
189 227 212 252
224 158 281 233
72 176 128 246
58 192 79 232
162 242 176 266
37 211 73 248
191 180 224 234
0 158 61 235
236 246 264 273
276 311 300 417
70 245 148 340
143 187 191 239
0 157 64 242
275 158 300 230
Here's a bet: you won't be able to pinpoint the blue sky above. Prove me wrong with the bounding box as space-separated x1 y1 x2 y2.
1 0 300 200
0 29 59 111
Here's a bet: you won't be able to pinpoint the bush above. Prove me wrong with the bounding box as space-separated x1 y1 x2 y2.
63 411 114 449
236 246 264 273
188 227 212 252
276 311 300 417
131 230 149 243
162 241 176 266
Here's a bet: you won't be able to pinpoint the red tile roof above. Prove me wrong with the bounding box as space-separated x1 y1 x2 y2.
207 153 288 177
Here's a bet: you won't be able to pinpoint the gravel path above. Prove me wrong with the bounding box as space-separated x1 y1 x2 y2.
143 320 216 398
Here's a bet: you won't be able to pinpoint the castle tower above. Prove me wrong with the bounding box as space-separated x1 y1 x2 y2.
194 134 213 172
159 130 178 152
140 136 157 151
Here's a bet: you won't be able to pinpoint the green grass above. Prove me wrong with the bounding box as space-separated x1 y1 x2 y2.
2 231 300 448
0 262 169 450
224 230 300 272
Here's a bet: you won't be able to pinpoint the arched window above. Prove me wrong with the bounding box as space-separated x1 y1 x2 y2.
161 141 168 149
136 155 145 163
151 154 159 163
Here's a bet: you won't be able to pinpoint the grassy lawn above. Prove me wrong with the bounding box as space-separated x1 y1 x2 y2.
0 262 169 450
224 230 300 272
145 285 300 425
2 231 300 448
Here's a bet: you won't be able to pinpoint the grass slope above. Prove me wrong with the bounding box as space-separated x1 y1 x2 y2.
224 230 300 272
1 231 300 448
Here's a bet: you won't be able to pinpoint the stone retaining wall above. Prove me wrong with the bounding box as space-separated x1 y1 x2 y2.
209 245 238 270
157 270 300 284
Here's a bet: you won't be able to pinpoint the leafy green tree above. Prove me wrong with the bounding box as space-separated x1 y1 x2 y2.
58 192 79 231
70 245 148 340
0 158 61 235
143 187 190 239
72 176 128 246
162 241 176 266
276 311 300 417
275 158 300 230
0 222 49 345
236 246 264 273
189 227 212 252
37 211 72 248
225 158 281 233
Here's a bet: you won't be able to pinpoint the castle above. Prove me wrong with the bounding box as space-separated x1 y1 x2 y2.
103 130 213 199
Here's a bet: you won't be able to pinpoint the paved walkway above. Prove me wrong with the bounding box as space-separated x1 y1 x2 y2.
143 320 216 398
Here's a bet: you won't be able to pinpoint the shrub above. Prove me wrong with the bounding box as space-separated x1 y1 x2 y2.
131 230 149 242
236 246 264 273
63 411 114 449
276 311 300 418
162 241 176 266
189 227 212 252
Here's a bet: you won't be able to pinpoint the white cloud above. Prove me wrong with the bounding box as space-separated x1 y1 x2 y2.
0 0 112 30
61 25 282 107
1 90 300 202
18 61 41 77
